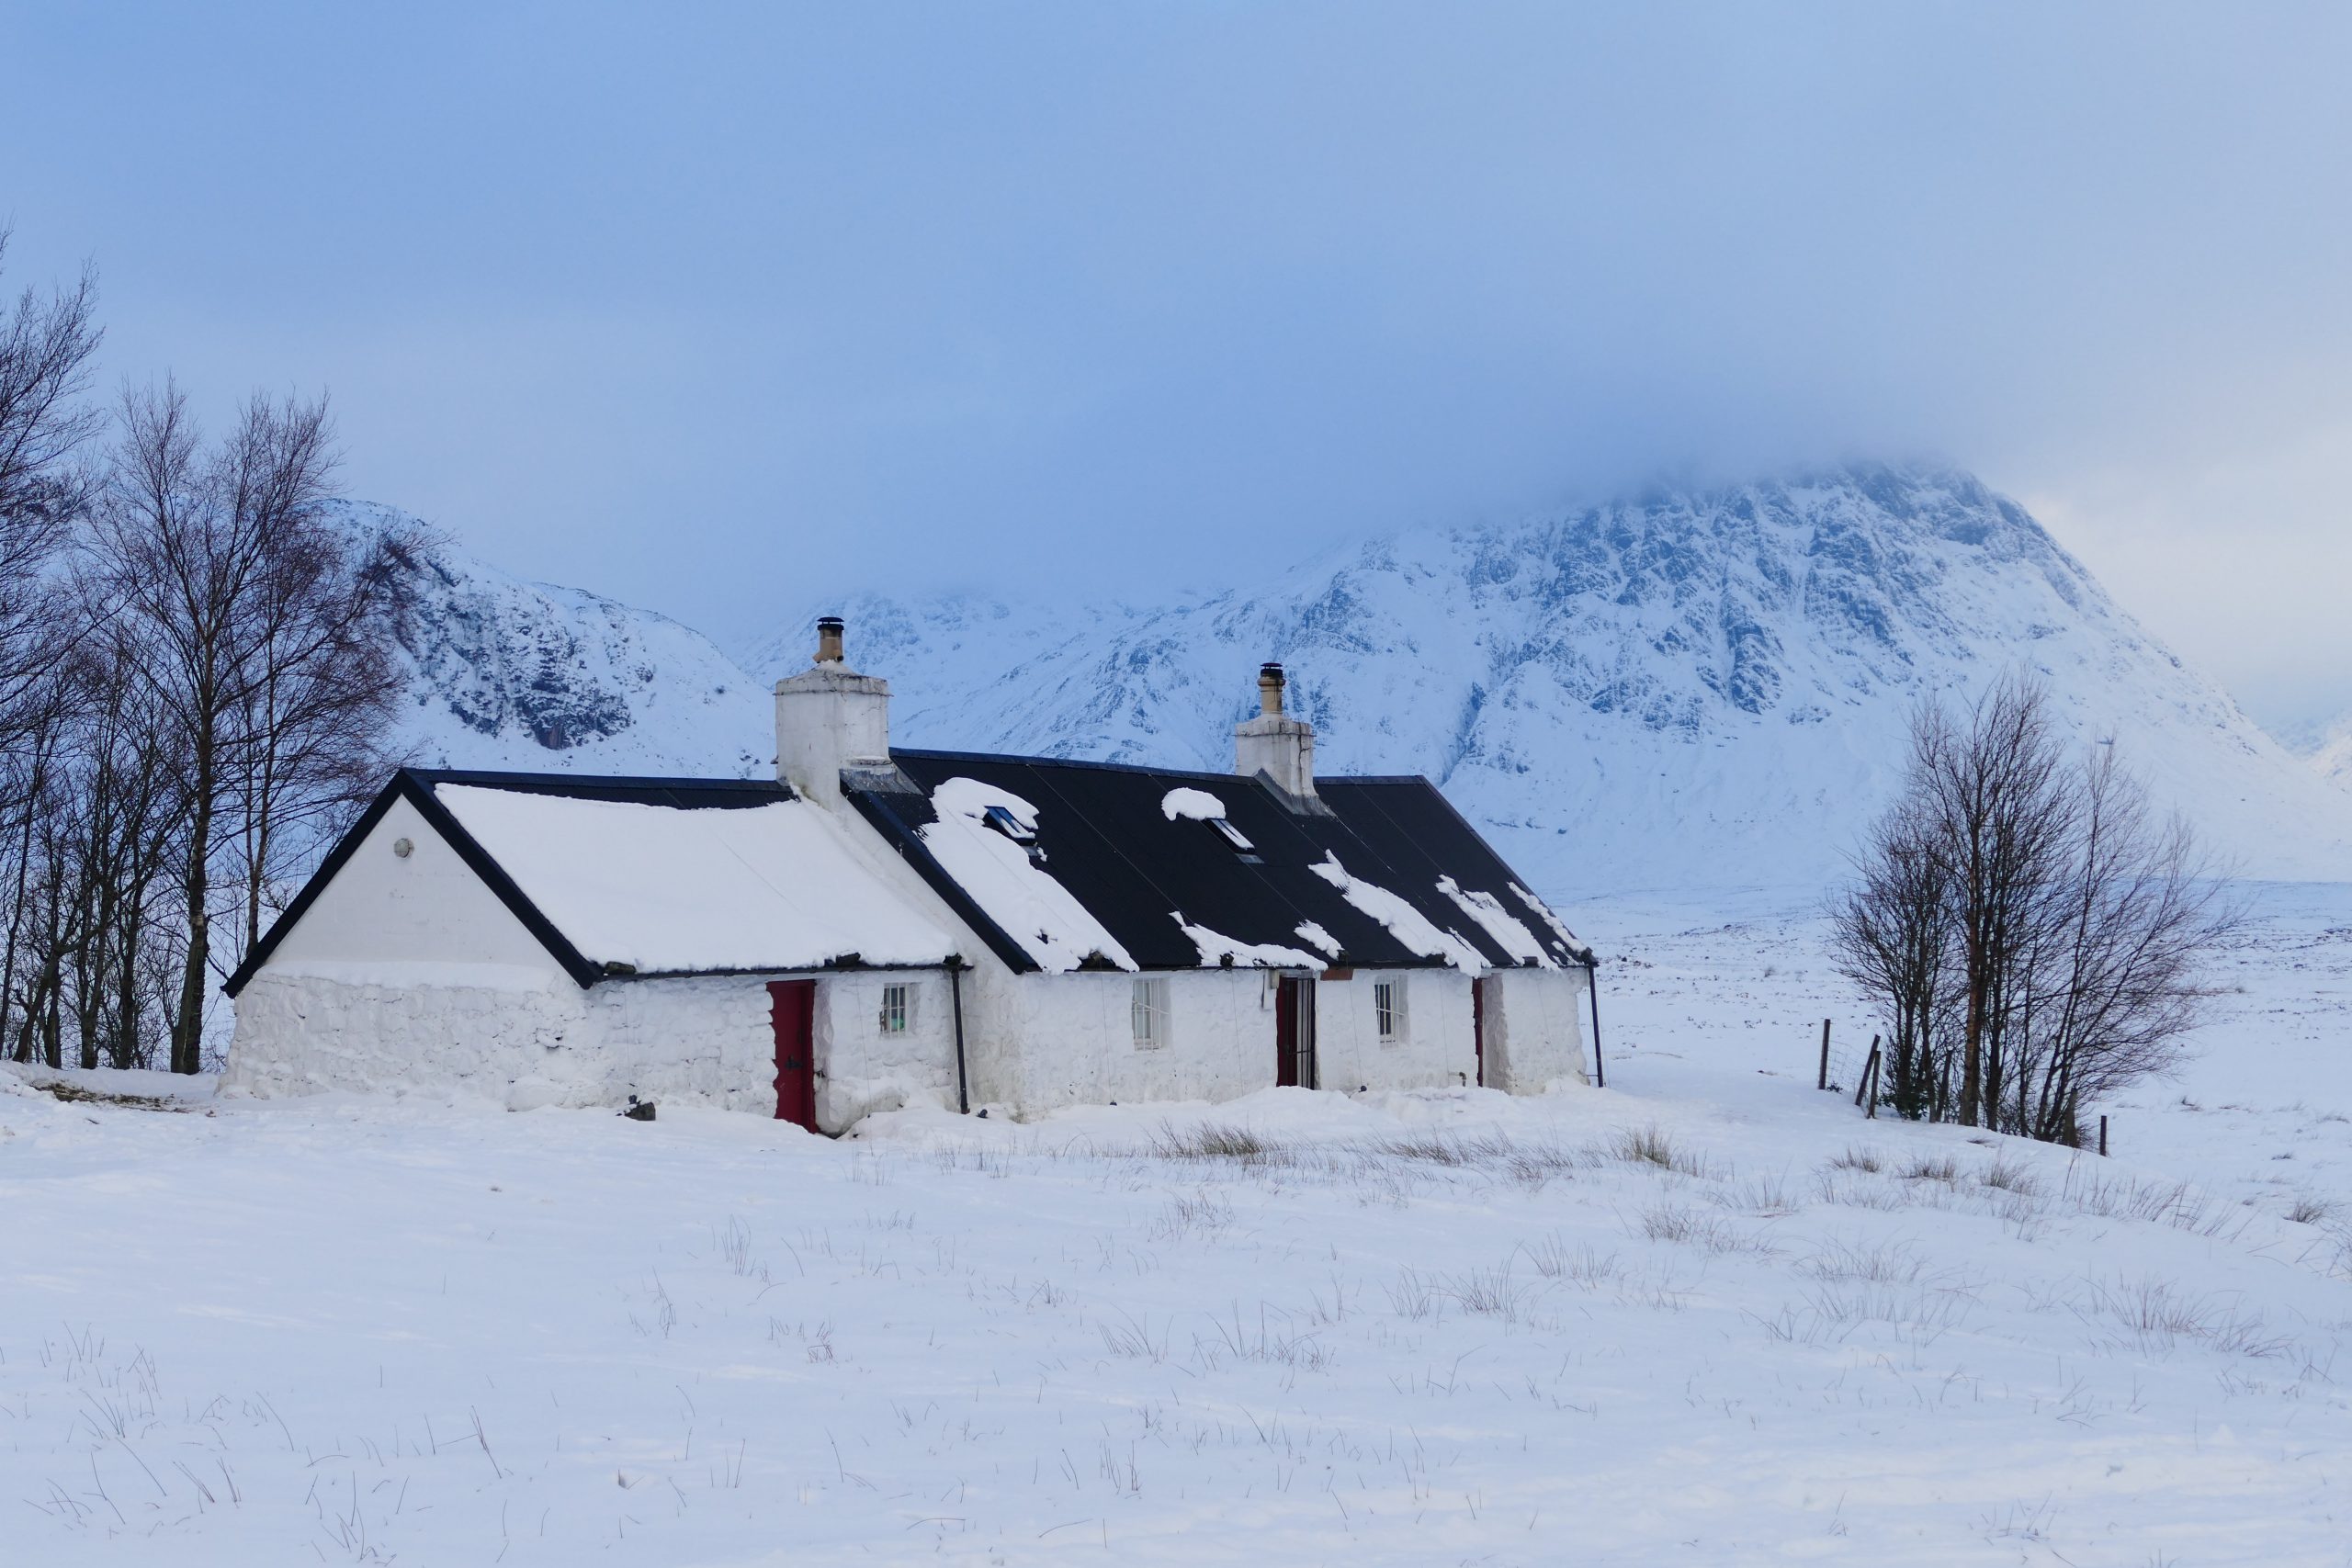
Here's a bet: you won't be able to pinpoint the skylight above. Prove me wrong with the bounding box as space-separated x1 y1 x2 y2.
983 804 1035 844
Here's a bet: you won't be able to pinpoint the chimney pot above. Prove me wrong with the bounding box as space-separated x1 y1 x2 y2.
1257 662 1286 716
815 615 845 664
1236 660 1316 805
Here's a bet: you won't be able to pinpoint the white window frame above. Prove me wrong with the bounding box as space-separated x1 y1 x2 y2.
878 982 912 1036
1131 977 1170 1051
1374 977 1405 1043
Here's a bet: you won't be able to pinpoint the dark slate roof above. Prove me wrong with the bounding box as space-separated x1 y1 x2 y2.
228 761 1588 998
846 750 1588 976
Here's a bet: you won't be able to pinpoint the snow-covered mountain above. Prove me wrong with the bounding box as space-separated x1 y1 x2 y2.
334 501 771 778
2310 729 2352 794
751 465 2352 894
362 467 2352 897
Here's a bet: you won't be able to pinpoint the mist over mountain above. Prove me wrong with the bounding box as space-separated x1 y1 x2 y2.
362 467 2352 898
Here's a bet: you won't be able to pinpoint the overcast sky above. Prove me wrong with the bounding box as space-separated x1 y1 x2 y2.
6 3 2348 729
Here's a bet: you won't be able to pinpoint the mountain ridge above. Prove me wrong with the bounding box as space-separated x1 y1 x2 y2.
355 466 2352 897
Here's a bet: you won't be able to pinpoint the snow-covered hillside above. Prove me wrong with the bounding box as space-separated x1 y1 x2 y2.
357 466 2352 897
334 501 770 779
752 466 2352 894
2307 728 2352 795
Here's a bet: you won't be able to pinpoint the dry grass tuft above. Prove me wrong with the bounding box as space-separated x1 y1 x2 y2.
1148 1122 1285 1165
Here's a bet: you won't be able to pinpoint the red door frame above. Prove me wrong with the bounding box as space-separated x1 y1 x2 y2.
1275 976 1316 1089
1473 975 1487 1088
767 979 818 1132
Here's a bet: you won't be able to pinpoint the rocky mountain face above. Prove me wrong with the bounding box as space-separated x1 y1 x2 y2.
336 501 771 780
363 468 2352 898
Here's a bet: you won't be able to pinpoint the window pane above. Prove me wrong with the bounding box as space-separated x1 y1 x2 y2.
1132 977 1165 1048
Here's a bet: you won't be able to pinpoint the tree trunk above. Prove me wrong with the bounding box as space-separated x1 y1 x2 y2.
170 764 211 1076
1959 975 1984 1127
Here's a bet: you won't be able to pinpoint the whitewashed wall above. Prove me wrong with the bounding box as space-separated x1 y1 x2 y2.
1315 968 1477 1093
963 962 1492 1115
805 973 961 1128
230 967 962 1129
963 965 1267 1111
258 795 569 984
227 972 589 1100
1480 967 1593 1093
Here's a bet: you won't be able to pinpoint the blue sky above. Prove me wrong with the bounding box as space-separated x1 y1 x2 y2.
6 2 2349 726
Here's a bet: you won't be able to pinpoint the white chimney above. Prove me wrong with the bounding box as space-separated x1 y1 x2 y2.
775 615 890 804
1235 661 1316 802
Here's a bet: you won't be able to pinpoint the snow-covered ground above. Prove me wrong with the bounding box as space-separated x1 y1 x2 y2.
6 883 2350 1565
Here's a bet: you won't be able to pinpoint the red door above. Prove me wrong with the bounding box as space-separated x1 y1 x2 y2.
1473 975 1492 1088
1275 976 1316 1089
767 980 818 1132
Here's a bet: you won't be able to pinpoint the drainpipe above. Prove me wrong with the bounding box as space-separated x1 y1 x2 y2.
1585 956 1605 1089
948 957 971 1114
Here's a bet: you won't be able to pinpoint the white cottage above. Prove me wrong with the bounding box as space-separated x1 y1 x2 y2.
224 621 1598 1128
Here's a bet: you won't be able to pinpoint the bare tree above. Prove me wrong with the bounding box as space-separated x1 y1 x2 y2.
228 506 416 954
1827 786 1955 1120
2008 749 2231 1142
87 382 356 1072
1911 678 2078 1127
0 239 407 1077
0 231 101 773
1837 678 2231 1143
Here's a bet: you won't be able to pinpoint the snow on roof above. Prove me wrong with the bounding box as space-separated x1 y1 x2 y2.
1309 852 1487 969
1509 884 1587 959
434 784 958 974
1170 913 1324 970
1437 875 1555 969
916 777 1137 974
1294 921 1341 958
1160 786 1229 821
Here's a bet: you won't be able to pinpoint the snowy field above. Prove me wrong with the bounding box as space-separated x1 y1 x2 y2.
5 883 2350 1565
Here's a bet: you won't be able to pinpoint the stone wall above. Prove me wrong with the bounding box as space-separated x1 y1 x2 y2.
1479 966 1592 1093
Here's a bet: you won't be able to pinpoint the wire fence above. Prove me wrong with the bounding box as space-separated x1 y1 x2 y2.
1813 1020 1874 1100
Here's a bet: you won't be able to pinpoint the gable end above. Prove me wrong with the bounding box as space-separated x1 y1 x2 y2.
223 771 605 997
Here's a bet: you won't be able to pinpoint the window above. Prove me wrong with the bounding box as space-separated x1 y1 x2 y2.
1374 978 1405 1043
1205 816 1262 863
984 803 1048 863
984 803 1034 843
878 983 911 1035
1131 977 1170 1050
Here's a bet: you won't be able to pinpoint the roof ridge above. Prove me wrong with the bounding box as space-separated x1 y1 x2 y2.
405 766 788 792
885 747 1430 788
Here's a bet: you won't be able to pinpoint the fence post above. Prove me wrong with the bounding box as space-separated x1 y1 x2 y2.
1853 1035 1881 1111
1817 1019 1831 1090
2099 1114 2108 1157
